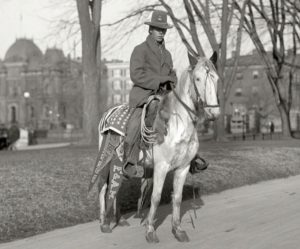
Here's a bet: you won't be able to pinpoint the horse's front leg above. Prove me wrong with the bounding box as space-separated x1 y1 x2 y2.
145 162 168 243
172 165 190 242
99 183 112 233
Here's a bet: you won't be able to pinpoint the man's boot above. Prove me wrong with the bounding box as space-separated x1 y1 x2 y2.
122 142 144 178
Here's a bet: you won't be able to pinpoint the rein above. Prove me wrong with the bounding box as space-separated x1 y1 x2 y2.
171 86 199 124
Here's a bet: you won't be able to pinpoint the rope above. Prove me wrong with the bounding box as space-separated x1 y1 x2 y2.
140 96 158 145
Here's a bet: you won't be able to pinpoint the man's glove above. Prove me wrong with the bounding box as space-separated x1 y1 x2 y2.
160 76 175 84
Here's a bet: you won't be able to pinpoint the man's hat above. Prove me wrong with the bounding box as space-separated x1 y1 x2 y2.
144 10 172 29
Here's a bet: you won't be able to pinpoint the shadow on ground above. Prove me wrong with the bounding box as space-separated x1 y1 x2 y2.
116 172 205 231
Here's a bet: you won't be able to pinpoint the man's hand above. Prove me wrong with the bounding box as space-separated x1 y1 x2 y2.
160 81 175 91
160 76 175 84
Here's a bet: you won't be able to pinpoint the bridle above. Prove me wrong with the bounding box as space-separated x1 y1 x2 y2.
171 65 219 124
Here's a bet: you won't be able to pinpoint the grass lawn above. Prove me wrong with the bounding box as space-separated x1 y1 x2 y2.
0 139 300 243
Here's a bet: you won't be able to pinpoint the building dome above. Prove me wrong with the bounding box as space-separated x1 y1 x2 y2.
4 38 43 63
0 59 5 73
44 48 65 65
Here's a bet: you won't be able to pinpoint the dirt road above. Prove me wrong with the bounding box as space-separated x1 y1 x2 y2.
1 175 300 249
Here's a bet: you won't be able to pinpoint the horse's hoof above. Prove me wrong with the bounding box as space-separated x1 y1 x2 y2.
172 227 189 242
145 231 159 243
118 217 130 227
100 224 112 233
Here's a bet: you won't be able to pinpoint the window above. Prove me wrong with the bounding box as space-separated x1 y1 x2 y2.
125 80 132 90
113 80 121 90
253 70 259 79
44 105 50 118
30 106 35 118
251 86 258 95
113 94 122 104
10 106 17 123
113 69 121 77
12 86 18 97
236 73 243 80
235 88 242 96
125 69 130 77
125 93 129 103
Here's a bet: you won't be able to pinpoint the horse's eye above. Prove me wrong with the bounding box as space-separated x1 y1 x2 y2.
196 78 200 81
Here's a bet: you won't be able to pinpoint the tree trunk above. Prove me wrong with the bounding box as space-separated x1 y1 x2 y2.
214 0 229 141
82 64 100 145
277 104 292 138
215 90 226 141
76 0 101 145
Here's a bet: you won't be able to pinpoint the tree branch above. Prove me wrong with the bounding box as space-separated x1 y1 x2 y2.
101 4 161 27
225 0 249 100
158 0 198 56
183 0 204 55
190 0 218 51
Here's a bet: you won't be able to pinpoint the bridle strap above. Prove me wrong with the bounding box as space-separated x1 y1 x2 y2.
170 67 219 123
190 69 220 108
171 86 199 123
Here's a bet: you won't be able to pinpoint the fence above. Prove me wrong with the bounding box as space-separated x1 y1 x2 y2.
229 132 282 141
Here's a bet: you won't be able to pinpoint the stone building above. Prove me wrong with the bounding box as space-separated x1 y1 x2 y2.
225 50 300 133
104 60 133 107
0 38 83 130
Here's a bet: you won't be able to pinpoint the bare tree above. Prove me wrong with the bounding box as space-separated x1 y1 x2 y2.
76 0 103 144
234 0 300 137
101 0 248 140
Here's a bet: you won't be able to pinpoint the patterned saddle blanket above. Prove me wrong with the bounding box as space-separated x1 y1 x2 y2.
99 104 134 136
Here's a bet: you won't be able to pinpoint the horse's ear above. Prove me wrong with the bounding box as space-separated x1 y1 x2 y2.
188 52 198 69
210 51 218 67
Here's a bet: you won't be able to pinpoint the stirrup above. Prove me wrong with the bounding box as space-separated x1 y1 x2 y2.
189 156 209 174
123 162 144 178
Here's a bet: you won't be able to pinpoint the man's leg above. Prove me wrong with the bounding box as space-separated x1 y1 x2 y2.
145 99 159 128
146 98 170 144
123 107 143 178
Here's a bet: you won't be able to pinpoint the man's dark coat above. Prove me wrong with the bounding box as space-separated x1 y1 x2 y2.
129 35 177 107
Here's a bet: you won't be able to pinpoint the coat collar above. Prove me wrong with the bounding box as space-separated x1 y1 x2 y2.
146 35 166 65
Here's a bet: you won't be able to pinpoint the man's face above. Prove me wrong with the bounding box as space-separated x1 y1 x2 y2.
150 27 167 43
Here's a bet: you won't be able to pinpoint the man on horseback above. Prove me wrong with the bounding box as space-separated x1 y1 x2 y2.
122 10 175 178
123 10 208 178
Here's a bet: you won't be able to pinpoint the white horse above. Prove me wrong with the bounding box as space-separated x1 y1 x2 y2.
96 52 220 243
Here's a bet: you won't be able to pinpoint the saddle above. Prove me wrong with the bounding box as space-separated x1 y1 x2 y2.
100 97 169 145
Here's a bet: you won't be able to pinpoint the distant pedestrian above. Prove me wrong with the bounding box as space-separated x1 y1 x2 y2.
270 121 275 134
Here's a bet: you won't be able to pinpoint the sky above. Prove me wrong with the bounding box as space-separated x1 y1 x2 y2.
0 0 262 72
0 0 132 60
0 0 192 71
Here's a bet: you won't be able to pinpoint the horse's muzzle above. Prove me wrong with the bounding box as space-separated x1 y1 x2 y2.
204 107 220 121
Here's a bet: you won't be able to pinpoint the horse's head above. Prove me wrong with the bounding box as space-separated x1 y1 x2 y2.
188 52 220 121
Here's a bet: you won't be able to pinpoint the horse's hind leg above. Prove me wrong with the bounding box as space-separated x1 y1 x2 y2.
171 166 190 242
136 178 152 218
145 163 168 243
99 183 112 233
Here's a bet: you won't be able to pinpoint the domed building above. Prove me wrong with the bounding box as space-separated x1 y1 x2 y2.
0 38 83 130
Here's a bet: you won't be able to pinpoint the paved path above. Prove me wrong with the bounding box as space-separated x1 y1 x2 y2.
1 175 300 249
16 142 71 151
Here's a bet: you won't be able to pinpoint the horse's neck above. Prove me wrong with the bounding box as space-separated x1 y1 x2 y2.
169 71 196 125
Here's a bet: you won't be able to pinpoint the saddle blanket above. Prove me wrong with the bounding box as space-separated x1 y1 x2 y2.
99 104 134 136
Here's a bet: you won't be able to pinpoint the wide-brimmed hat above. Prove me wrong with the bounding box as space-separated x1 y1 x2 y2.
144 10 172 29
